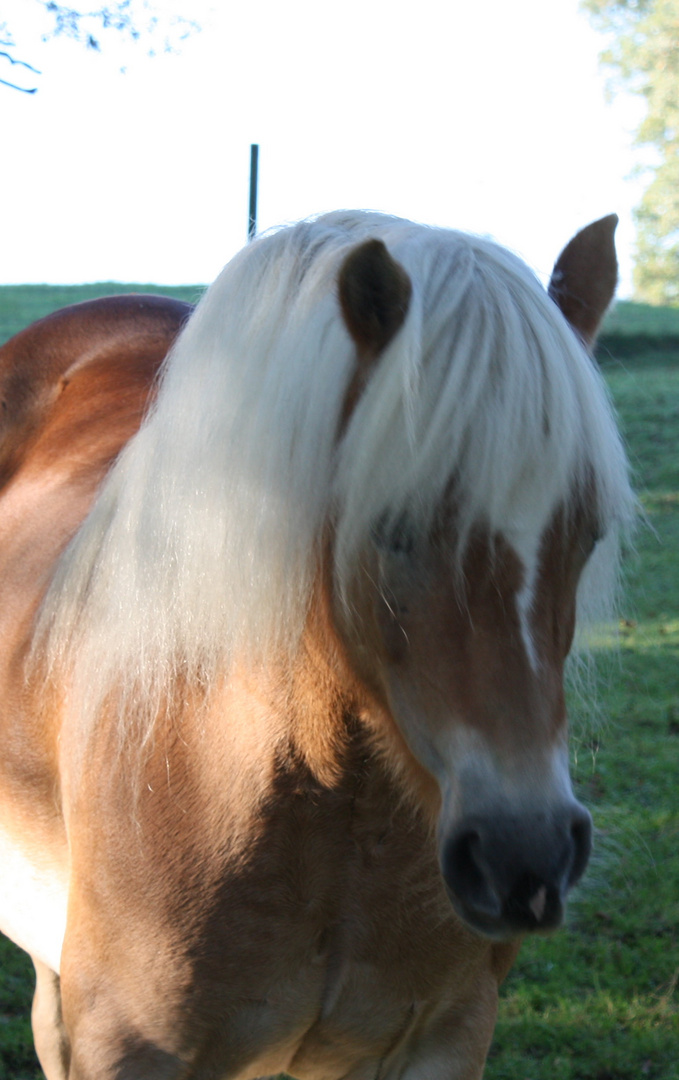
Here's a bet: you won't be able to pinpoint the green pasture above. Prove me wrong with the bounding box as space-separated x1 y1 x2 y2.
487 350 679 1079
3 283 679 356
0 289 677 1079
0 283 204 346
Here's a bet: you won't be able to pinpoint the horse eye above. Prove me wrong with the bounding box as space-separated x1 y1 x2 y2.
580 529 603 559
373 514 416 557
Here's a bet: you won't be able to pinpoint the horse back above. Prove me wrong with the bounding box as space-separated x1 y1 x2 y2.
0 294 193 490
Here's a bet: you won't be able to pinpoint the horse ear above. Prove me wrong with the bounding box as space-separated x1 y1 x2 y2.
548 214 619 348
338 239 412 357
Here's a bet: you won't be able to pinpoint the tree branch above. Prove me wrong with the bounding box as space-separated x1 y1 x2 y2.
0 76 38 93
0 42 41 92
0 49 41 74
36 2 200 55
1 3 200 94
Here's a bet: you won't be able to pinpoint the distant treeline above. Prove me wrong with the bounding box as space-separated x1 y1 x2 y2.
1 285 679 360
597 300 679 361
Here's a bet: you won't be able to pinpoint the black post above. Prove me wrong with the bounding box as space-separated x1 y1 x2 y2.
248 144 259 241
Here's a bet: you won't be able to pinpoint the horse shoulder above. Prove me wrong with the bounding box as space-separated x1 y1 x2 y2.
0 294 192 624
0 295 192 970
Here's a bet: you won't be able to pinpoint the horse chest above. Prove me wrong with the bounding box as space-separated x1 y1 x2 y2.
62 725 507 1080
186 769 489 1080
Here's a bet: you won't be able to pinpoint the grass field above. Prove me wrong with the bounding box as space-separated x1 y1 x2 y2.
486 350 679 1079
0 283 204 346
0 289 677 1079
3 284 679 356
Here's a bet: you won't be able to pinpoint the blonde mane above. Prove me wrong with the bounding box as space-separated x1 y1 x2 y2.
37 211 635 742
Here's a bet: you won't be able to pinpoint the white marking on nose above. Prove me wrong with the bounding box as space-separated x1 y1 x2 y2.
515 576 538 671
511 536 540 672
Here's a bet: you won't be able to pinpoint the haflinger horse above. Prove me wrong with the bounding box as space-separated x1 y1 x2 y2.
0 211 634 1080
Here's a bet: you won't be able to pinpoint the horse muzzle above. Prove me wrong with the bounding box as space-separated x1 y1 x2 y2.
439 801 592 938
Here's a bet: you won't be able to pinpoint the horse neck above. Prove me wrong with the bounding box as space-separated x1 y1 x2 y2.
270 573 439 815
270 581 371 788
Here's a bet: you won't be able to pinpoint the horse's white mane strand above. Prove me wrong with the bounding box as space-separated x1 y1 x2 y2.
38 211 635 740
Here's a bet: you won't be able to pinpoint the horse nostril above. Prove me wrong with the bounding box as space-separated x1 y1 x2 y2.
448 830 482 887
442 828 502 919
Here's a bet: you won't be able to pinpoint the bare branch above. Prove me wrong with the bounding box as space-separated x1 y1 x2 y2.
0 36 41 92
1 2 200 93
0 49 41 74
0 76 38 93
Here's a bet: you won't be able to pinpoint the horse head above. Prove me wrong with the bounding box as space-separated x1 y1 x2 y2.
331 217 628 939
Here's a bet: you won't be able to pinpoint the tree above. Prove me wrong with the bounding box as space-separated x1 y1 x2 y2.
1 28 41 93
1 1 199 94
583 0 679 304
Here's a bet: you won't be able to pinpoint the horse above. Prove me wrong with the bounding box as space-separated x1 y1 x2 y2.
0 211 634 1080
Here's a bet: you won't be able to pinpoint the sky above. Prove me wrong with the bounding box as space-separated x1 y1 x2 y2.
2 0 646 294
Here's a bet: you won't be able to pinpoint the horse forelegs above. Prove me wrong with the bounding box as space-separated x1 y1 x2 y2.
32 957 71 1080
